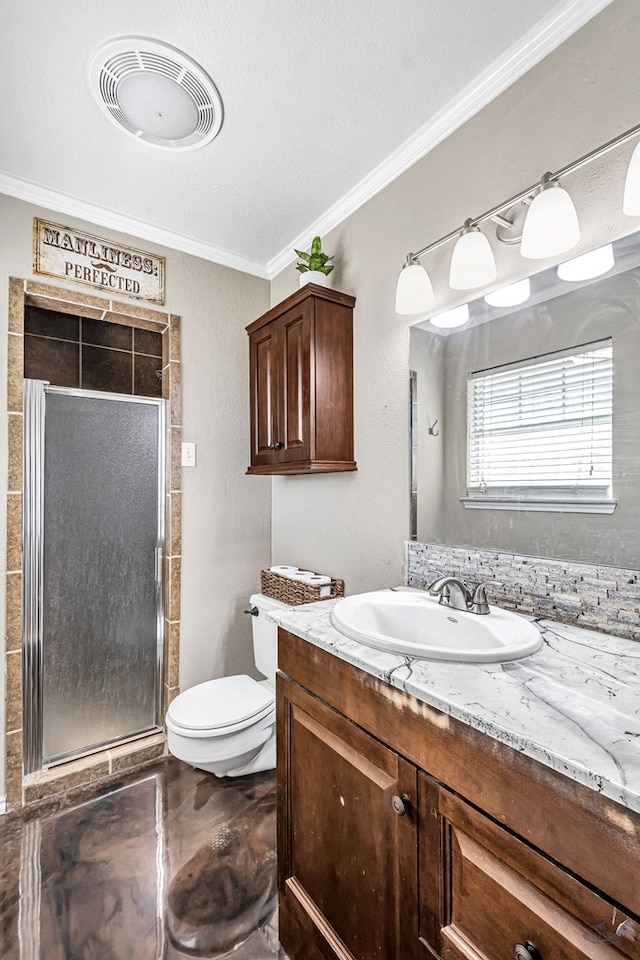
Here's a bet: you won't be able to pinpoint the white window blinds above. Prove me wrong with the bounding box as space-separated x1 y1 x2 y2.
467 340 613 500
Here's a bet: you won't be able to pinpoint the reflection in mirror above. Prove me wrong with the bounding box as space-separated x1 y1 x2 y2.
409 230 640 567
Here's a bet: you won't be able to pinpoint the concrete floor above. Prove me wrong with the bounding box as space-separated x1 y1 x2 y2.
0 757 285 959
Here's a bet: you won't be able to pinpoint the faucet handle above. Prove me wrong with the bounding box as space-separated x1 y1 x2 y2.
470 580 504 615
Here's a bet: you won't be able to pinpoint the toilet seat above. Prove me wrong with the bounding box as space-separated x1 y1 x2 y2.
166 675 274 738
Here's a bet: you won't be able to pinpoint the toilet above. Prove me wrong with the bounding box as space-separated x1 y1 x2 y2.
165 593 290 777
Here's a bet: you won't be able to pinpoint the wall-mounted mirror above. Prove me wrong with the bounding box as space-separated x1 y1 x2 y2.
409 230 640 568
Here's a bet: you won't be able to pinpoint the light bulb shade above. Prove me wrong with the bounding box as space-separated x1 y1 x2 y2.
395 261 434 314
484 278 530 307
430 303 469 328
623 141 640 215
520 181 580 260
118 72 200 140
449 228 497 290
557 243 614 282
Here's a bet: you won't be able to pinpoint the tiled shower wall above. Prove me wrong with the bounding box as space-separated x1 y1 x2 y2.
24 305 164 397
406 541 640 642
5 278 183 810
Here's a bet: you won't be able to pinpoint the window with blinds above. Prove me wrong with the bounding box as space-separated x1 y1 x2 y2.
467 340 613 503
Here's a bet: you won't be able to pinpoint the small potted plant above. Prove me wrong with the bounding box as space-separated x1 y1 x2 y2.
295 236 334 287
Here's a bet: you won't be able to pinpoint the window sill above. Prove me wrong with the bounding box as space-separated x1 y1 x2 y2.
460 496 618 515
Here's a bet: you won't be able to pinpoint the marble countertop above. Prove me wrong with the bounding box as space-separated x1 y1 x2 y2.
269 593 640 814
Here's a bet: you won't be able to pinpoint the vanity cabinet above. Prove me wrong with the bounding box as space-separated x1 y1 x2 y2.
277 677 417 960
246 284 356 475
277 628 640 960
420 779 639 960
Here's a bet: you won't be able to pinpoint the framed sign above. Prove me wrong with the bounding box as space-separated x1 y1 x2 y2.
33 219 165 305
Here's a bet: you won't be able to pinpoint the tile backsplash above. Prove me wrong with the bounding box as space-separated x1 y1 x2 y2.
406 542 640 641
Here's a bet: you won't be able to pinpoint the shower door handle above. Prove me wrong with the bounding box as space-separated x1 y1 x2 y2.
155 547 164 585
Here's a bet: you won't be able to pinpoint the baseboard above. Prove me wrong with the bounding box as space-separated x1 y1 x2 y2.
0 796 7 815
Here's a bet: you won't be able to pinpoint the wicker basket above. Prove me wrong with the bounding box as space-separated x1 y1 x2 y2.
260 569 344 606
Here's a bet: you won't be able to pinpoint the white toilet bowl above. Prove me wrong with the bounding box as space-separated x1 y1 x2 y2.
165 593 290 777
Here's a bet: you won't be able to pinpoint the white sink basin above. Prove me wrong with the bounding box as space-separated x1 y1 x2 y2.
330 590 543 663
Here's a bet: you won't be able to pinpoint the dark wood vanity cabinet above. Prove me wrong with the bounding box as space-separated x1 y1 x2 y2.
277 628 640 960
277 675 417 960
420 780 639 960
246 284 356 475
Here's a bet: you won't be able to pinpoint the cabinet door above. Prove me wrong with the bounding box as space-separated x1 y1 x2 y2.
419 774 639 960
278 302 312 463
248 323 280 466
277 675 418 960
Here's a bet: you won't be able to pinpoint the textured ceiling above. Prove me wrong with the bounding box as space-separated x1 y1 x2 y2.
0 0 610 276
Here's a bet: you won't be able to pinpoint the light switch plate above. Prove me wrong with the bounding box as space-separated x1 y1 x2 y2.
181 442 196 467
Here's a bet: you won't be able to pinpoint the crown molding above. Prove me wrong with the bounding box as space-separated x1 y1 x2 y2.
267 0 613 279
0 173 270 279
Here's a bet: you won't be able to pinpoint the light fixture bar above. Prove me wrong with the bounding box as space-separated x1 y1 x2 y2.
408 120 640 265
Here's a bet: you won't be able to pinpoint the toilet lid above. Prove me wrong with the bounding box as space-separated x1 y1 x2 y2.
167 675 274 732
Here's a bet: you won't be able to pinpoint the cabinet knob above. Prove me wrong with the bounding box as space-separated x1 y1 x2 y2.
273 441 283 450
513 942 540 960
391 794 409 816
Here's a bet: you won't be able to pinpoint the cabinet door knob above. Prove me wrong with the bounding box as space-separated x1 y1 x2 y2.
273 441 283 450
391 794 409 816
514 942 540 960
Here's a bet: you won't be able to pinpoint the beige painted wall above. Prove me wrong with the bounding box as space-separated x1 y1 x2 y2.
0 194 271 798
270 1 640 594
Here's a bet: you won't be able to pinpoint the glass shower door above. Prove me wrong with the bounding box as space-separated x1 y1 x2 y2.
23 382 165 770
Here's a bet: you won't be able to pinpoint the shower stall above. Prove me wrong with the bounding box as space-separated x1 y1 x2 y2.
23 380 166 774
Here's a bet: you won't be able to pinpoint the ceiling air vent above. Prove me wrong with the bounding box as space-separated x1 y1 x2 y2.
89 37 223 151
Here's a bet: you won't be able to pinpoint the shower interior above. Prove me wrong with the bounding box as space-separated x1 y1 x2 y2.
22 380 166 773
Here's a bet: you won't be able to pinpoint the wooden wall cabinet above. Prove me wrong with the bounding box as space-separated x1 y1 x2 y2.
246 284 356 475
277 628 640 960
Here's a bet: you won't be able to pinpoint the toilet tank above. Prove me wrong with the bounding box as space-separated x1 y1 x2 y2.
249 593 292 681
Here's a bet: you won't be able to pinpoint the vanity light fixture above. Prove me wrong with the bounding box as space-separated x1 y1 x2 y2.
430 303 469 329
395 256 435 314
395 120 640 315
449 220 497 290
483 278 530 307
557 243 614 281
520 174 580 259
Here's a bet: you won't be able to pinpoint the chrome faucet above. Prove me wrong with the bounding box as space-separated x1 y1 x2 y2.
427 576 472 612
427 577 503 615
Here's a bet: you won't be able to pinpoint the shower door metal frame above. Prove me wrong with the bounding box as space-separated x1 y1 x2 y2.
23 380 167 774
